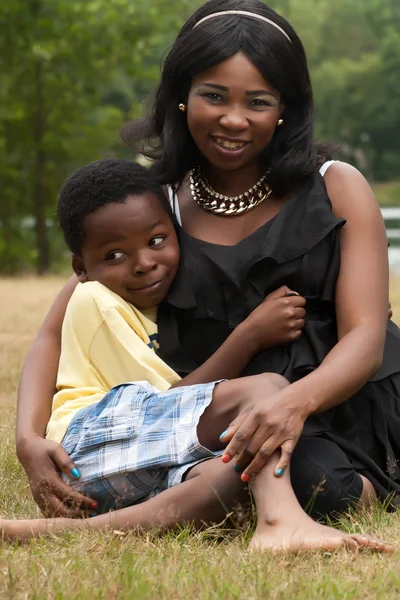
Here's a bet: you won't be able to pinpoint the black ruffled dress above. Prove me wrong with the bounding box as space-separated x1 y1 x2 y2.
158 172 400 505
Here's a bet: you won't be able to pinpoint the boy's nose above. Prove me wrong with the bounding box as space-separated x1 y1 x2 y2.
133 255 157 276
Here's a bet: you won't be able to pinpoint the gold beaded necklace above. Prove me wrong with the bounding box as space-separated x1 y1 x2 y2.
190 167 272 216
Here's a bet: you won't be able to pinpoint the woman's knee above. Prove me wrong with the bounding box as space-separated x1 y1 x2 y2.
290 436 363 519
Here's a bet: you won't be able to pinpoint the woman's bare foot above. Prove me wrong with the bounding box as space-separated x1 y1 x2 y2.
249 513 393 553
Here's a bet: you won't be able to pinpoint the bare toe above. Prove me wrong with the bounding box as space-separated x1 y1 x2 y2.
350 534 393 553
342 536 359 550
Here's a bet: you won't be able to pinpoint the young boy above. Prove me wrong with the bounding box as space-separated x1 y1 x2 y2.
1 158 390 553
47 157 294 513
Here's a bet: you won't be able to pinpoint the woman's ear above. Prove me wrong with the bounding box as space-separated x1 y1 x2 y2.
72 255 88 283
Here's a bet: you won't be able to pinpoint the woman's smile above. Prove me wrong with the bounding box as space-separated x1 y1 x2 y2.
212 135 250 157
187 52 283 174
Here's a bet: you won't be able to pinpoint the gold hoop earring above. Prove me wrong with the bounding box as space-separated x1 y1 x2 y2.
277 119 284 126
178 103 186 112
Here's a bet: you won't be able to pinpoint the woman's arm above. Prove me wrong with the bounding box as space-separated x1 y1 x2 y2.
16 275 95 516
222 163 390 478
17 276 78 445
288 163 388 412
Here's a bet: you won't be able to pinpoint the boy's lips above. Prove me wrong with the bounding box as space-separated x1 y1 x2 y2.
128 279 165 293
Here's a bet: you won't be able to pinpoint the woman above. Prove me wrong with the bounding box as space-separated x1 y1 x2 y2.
16 0 399 538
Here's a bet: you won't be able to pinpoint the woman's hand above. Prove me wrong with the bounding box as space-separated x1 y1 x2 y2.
17 436 96 517
220 388 308 481
242 286 306 351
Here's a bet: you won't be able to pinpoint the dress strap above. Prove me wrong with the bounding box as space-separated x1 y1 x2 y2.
167 185 182 226
319 160 339 177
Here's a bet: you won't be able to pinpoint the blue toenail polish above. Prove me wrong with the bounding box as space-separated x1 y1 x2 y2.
233 464 242 473
219 430 228 440
71 468 81 479
90 513 97 518
276 468 284 477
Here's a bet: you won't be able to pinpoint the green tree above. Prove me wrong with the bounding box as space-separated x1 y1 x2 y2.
0 0 193 273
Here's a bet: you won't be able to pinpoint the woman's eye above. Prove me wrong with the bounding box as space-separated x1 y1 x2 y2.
249 98 271 108
149 236 165 247
202 92 223 102
105 251 125 261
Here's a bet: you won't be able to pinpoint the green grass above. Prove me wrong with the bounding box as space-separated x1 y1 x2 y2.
372 181 400 207
1 277 400 599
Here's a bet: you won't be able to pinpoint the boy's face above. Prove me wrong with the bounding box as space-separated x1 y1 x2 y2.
72 193 180 310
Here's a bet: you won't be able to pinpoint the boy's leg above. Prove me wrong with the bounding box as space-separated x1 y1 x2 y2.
194 375 392 552
247 452 391 552
1 457 249 540
1 455 392 552
196 373 288 451
11 374 389 550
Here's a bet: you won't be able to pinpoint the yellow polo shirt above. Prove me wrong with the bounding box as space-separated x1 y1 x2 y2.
46 281 180 443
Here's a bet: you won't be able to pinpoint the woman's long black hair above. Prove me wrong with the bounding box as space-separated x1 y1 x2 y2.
122 0 330 196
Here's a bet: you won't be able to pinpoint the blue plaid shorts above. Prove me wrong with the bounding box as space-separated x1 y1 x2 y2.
61 381 222 513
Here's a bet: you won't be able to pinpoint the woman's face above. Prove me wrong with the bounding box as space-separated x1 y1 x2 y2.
187 52 283 173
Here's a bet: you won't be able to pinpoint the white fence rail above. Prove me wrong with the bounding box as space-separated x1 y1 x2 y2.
382 208 400 270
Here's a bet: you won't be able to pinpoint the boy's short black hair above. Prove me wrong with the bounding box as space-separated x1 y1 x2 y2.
57 158 173 255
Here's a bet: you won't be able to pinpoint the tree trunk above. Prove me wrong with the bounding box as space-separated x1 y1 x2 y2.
32 57 50 274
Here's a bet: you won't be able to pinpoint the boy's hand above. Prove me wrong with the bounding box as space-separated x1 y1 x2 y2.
242 286 306 351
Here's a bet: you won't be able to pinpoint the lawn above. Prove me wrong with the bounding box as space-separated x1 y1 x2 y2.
1 277 400 599
372 181 400 207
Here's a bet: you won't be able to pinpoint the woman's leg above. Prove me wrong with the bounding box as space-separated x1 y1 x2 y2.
290 436 376 520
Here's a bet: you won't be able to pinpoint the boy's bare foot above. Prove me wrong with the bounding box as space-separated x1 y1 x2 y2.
0 518 83 541
2 513 393 554
1 519 32 541
249 515 393 553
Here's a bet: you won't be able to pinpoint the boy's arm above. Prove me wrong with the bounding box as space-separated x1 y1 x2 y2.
170 322 260 387
171 286 306 387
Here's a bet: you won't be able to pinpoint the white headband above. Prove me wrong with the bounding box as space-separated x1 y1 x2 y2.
193 10 292 43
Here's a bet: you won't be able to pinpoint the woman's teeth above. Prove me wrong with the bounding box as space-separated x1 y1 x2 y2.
214 137 247 150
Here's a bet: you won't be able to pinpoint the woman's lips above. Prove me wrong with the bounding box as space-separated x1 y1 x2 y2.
211 136 250 156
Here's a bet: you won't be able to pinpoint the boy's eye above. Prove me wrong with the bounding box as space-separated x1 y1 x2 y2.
149 236 165 247
105 251 126 261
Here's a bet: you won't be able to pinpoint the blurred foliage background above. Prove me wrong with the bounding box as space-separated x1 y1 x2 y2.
0 0 399 273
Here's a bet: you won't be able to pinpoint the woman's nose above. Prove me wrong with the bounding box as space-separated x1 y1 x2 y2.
219 108 249 131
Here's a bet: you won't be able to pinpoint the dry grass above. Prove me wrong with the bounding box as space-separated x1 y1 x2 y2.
1 277 400 599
